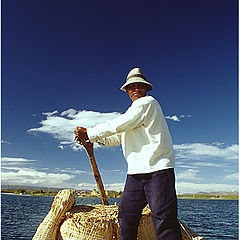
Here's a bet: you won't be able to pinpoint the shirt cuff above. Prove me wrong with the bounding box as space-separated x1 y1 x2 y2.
87 127 98 143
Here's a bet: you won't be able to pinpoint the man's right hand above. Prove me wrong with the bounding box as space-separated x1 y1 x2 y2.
74 127 89 143
74 127 94 156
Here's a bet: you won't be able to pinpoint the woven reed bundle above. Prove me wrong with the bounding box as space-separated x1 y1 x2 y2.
56 203 205 240
32 188 205 240
32 189 76 240
56 204 157 240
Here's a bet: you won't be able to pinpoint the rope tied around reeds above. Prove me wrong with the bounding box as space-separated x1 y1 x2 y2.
56 204 157 240
32 189 205 240
32 189 76 240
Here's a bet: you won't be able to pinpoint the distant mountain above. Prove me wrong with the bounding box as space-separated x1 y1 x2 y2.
1 185 70 192
2 185 238 196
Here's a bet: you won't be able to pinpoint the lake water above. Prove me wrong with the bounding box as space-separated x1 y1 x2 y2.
1 193 238 239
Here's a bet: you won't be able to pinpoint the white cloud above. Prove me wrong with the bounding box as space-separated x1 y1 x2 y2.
2 157 36 162
77 182 125 191
1 157 77 188
77 182 97 190
2 157 36 166
176 169 201 180
28 109 120 150
179 114 192 118
165 115 180 121
174 143 238 187
174 143 239 193
191 162 227 168
42 110 58 116
105 183 125 191
60 108 77 117
102 169 124 173
165 114 192 122
224 172 239 180
55 167 90 175
176 161 228 169
1 166 23 171
1 168 75 187
174 143 238 160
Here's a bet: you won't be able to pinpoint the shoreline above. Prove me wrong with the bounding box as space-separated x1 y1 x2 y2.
177 194 238 200
1 191 238 200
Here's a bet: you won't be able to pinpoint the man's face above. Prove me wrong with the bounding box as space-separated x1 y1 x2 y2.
126 83 147 102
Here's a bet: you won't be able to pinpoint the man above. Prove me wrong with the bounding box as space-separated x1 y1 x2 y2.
74 67 182 240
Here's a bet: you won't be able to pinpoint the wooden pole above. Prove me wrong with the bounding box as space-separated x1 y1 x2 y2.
84 143 109 205
86 154 109 205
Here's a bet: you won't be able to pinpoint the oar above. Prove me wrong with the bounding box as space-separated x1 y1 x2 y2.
81 141 109 205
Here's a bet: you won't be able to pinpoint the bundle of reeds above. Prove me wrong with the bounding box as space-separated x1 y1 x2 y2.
32 189 205 240
32 189 76 240
56 204 157 240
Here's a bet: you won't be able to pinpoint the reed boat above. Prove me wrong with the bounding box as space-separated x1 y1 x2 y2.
32 189 205 240
33 147 205 239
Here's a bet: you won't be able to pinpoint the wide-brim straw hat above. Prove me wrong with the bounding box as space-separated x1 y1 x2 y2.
120 67 152 92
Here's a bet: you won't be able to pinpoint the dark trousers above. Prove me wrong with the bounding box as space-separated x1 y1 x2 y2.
118 168 182 240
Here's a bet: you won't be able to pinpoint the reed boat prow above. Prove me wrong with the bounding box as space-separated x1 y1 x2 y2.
178 220 206 240
32 189 205 240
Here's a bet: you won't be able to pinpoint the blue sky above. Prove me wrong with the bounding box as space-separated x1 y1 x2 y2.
2 0 238 194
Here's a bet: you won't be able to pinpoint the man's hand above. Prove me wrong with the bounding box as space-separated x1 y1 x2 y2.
74 127 89 144
74 127 94 156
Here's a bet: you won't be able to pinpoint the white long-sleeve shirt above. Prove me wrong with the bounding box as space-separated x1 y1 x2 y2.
87 96 175 174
